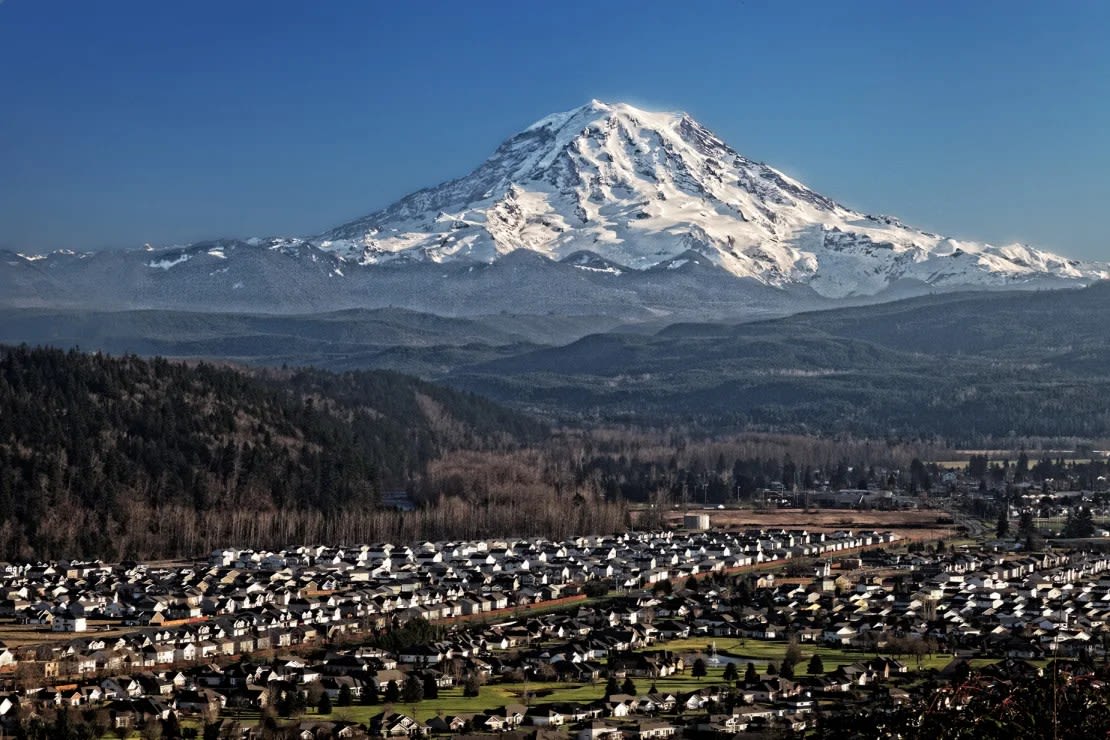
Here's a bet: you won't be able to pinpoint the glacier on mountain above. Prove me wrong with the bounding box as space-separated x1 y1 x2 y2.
316 100 1106 298
4 100 1105 320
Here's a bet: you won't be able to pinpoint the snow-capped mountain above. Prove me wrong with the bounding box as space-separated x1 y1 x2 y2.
317 100 1106 298
2 100 1105 324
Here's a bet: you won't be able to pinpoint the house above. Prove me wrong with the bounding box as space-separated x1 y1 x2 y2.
425 715 469 734
173 688 225 715
369 711 426 736
52 609 87 633
577 719 623 740
525 706 565 726
107 698 171 729
398 645 443 665
102 676 143 699
630 720 679 738
0 695 19 717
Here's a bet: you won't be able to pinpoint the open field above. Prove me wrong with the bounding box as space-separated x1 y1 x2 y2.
1033 516 1110 528
277 635 983 725
655 508 956 543
0 620 138 648
261 665 774 724
638 636 957 673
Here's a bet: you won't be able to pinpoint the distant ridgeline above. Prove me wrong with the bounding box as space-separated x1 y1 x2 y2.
446 282 1110 440
0 345 545 560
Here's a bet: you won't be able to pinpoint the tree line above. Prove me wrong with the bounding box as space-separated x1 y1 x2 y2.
0 346 544 560
4 344 1104 561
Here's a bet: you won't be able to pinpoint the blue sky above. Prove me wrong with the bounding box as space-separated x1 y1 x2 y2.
1 0 1108 260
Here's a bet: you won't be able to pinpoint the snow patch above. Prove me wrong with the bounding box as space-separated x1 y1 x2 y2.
312 100 1105 297
572 264 623 275
147 254 191 270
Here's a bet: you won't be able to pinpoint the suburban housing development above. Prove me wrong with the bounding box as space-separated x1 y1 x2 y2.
0 525 1107 736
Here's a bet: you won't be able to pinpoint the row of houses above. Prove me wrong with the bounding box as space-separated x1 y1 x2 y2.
2 536 1108 736
0 528 894 680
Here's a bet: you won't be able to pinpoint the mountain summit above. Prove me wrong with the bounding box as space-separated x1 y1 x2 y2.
317 100 1105 297
3 101 1104 319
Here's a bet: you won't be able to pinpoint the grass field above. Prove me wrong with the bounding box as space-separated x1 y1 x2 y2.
200 619 1029 734
635 636 958 673
0 620 137 647
293 634 967 724
1033 516 1110 529
307 668 741 723
658 508 955 544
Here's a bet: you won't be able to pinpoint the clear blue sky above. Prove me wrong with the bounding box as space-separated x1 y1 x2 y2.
2 0 1108 260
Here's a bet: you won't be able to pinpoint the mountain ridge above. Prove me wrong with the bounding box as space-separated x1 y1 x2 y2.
2 282 1108 441
4 100 1104 321
438 281 1110 440
315 99 1107 297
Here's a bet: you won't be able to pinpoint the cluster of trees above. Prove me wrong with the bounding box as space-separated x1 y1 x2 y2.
566 439 1110 512
520 430 961 514
370 617 443 654
397 430 954 544
268 669 438 720
967 450 1110 490
715 636 812 681
998 502 1100 547
853 663 1110 740
604 675 642 697
415 448 630 541
1062 507 1098 538
7 344 1106 562
0 346 544 560
5 705 184 739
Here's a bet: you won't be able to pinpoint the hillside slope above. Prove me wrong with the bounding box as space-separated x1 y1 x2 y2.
444 283 1110 440
320 100 1106 297
0 346 544 559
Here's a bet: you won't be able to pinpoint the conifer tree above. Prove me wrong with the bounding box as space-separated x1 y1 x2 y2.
808 654 824 675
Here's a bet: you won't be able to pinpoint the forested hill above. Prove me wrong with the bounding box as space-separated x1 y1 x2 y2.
0 346 545 560
447 282 1110 440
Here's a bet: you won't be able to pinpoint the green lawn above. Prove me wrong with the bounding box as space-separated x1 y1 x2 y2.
326 685 532 722
220 633 990 728
637 635 956 672
287 664 750 724
307 643 956 724
238 632 970 726
227 645 1012 729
